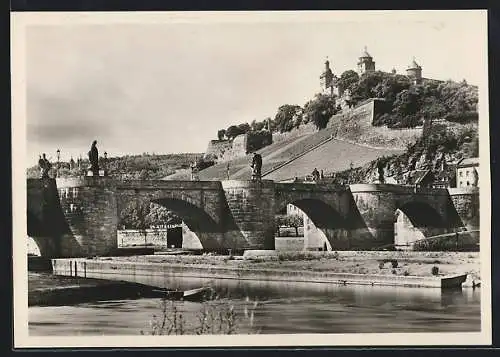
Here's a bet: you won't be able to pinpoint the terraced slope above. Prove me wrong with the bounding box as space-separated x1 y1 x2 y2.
196 134 310 181
264 138 404 182
192 124 406 182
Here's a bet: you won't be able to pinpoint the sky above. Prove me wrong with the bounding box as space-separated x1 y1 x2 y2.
20 11 487 163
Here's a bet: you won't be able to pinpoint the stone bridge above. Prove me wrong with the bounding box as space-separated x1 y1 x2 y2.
26 177 479 257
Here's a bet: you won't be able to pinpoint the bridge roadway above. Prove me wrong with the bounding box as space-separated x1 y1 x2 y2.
27 177 479 257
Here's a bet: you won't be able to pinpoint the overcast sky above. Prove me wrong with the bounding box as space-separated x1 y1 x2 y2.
22 11 486 163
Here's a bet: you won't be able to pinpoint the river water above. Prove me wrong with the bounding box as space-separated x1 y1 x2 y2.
29 274 481 336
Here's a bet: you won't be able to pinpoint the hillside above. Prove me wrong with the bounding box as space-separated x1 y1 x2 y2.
192 133 311 181
26 153 203 180
331 122 479 185
328 99 422 150
264 138 404 181
196 123 403 181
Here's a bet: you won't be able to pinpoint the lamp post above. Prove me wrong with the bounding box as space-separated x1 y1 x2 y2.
103 151 108 176
56 149 60 177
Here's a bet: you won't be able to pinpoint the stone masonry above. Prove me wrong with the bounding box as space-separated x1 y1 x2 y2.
27 179 479 257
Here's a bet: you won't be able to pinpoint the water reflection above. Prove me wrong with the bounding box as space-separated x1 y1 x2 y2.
29 275 481 336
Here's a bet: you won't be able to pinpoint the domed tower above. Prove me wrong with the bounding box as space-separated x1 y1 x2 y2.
357 46 376 75
406 57 423 84
320 57 335 96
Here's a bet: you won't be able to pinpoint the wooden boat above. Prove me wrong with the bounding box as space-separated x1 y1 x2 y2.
440 274 468 289
149 286 214 302
182 287 215 302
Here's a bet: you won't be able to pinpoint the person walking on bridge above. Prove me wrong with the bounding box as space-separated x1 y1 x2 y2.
311 168 320 182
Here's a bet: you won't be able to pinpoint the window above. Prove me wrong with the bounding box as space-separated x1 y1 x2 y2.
459 171 463 177
467 181 470 186
459 181 463 187
466 171 469 177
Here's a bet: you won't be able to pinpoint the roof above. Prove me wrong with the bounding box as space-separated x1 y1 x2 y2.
457 157 479 167
405 169 433 185
360 46 372 58
408 57 421 69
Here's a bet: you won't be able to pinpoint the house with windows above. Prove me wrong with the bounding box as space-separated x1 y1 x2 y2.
401 169 435 188
456 158 479 188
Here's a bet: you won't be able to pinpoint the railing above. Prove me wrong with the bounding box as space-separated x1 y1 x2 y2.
411 229 479 245
375 229 480 251
262 130 336 177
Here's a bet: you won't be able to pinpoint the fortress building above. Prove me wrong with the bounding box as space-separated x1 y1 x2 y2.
357 46 376 75
321 47 440 110
406 57 423 85
319 58 337 97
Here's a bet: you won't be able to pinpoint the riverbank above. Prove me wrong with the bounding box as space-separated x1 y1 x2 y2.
50 250 480 289
29 272 171 306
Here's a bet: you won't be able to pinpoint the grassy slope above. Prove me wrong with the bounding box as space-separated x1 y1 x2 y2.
197 134 310 181
198 122 404 181
265 138 404 181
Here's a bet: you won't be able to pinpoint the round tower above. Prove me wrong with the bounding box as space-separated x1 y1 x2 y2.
357 46 376 75
406 57 423 84
320 58 335 96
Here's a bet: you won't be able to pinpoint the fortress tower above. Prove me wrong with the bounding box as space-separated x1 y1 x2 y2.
357 46 376 75
406 57 423 84
320 58 336 96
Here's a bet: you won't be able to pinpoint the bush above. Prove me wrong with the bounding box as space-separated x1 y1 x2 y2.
141 296 260 335
391 260 398 268
444 111 478 124
379 261 385 269
246 130 272 153
431 266 439 276
403 270 410 276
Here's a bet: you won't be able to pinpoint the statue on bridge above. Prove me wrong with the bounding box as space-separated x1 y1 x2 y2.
251 153 262 182
38 153 52 179
88 140 99 176
191 161 200 181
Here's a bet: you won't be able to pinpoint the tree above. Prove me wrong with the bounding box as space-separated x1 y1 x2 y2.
119 199 150 245
274 105 302 133
246 130 272 153
237 123 251 134
286 214 304 236
349 70 387 104
217 129 226 141
303 94 338 130
392 87 422 116
337 70 359 95
147 203 182 227
420 96 447 121
250 119 266 132
226 125 245 140
372 74 411 105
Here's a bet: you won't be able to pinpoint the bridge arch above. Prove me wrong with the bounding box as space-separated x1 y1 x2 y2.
394 201 450 249
150 197 224 250
27 210 58 257
280 198 350 251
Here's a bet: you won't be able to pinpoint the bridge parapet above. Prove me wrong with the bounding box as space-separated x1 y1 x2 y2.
56 176 115 188
275 182 349 193
349 183 449 196
116 180 222 191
